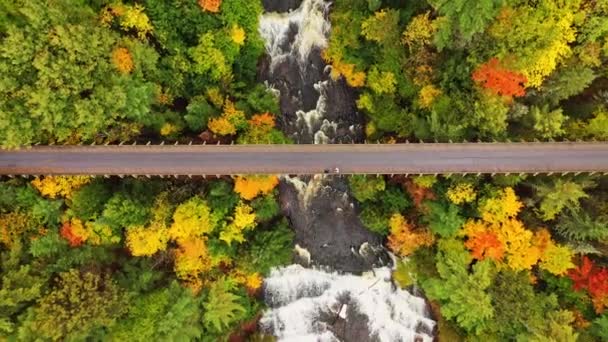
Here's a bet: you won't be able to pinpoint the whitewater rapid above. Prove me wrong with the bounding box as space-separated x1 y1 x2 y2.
257 1 436 340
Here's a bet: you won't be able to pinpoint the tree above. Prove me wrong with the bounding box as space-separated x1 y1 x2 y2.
534 179 591 221
219 202 257 245
541 66 596 104
102 192 152 229
360 9 401 46
31 176 91 200
233 175 279 201
488 269 561 339
464 230 504 262
529 104 567 139
584 107 608 140
479 187 522 225
60 218 89 247
250 193 280 222
208 100 247 136
0 1 156 147
555 207 608 242
423 239 495 334
569 256 608 313
402 12 436 49
108 282 202 341
169 197 217 242
423 201 465 237
202 277 247 333
126 225 168 257
199 0 222 13
447 183 476 205
472 58 527 98
237 113 289 144
0 246 47 336
487 2 579 88
348 175 385 202
173 237 213 288
0 212 35 248
429 0 505 50
27 269 128 341
68 181 112 221
387 214 434 256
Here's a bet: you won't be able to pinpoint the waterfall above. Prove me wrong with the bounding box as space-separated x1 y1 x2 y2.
259 0 339 144
259 0 330 70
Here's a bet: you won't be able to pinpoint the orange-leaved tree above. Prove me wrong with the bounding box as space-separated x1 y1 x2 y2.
111 47 134 74
60 218 89 247
472 58 527 98
198 0 221 13
387 213 434 256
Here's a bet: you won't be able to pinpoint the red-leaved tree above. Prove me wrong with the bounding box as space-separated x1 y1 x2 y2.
472 58 527 97
569 256 608 313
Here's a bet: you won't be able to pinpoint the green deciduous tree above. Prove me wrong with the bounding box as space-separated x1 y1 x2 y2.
487 270 560 339
69 181 112 221
348 175 385 202
0 246 47 336
423 201 465 237
25 269 128 341
529 104 567 139
429 0 505 50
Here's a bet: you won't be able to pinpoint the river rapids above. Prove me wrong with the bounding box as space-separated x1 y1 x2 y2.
257 1 436 340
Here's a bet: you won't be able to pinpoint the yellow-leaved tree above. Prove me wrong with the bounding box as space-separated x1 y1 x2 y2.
168 197 217 242
208 100 247 136
32 176 91 199
447 183 477 205
126 225 168 257
219 202 257 245
233 175 279 200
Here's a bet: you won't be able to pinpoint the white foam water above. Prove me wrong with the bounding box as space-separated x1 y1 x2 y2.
259 0 331 70
260 265 436 341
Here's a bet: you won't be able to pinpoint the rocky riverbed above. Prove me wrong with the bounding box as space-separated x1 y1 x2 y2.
257 1 436 340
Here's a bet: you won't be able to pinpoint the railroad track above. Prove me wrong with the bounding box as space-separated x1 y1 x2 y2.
1 142 608 177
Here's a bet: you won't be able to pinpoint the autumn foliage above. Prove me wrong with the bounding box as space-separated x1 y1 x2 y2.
233 175 279 200
199 0 221 13
60 219 88 247
322 51 366 88
569 256 608 313
31 176 91 199
112 47 134 74
208 100 246 136
464 230 504 261
462 188 574 274
387 213 434 256
472 58 527 98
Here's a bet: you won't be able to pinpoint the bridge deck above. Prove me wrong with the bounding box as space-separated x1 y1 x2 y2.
1 143 607 176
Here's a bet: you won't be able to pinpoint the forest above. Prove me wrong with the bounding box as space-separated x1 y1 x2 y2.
1 0 608 340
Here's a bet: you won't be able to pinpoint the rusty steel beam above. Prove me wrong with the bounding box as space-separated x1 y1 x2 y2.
1 143 608 176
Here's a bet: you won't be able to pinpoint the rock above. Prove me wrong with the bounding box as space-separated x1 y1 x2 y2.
262 0 303 13
280 176 391 274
